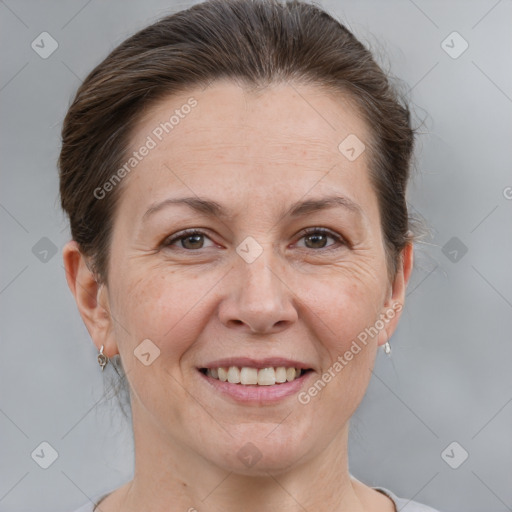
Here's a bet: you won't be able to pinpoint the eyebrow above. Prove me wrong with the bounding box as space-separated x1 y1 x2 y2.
142 194 364 222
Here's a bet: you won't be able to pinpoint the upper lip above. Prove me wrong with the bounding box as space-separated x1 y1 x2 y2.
199 357 313 371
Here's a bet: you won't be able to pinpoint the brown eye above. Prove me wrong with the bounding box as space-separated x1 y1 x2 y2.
304 232 329 249
297 228 344 250
163 229 214 250
179 233 204 250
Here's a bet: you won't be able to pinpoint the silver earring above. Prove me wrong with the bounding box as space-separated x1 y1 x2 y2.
383 341 391 355
97 345 109 371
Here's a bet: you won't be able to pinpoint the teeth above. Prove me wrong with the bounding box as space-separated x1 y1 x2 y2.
258 368 276 386
240 367 258 385
275 367 287 383
227 366 240 383
205 366 305 385
218 367 228 382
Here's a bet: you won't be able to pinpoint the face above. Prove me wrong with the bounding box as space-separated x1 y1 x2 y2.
82 80 410 475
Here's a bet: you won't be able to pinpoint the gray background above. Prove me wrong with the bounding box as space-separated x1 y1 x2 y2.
1 0 511 511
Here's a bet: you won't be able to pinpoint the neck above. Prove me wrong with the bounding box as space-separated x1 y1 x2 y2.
119 406 366 512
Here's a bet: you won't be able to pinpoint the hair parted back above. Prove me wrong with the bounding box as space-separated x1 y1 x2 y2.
59 0 420 418
59 0 416 285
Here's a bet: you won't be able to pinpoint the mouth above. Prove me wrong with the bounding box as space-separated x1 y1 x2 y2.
196 358 315 403
196 357 316 406
198 366 313 386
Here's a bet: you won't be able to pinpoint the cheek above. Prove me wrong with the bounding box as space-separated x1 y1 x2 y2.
108 270 211 420
303 266 385 354
299 278 379 423
296 268 384 411
111 267 211 362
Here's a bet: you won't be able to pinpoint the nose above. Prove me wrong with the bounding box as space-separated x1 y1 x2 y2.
218 247 298 334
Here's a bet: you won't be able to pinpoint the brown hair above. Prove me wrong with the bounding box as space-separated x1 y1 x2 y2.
60 0 421 420
59 0 416 285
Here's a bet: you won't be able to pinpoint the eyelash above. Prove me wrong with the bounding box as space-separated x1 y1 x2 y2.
162 227 346 252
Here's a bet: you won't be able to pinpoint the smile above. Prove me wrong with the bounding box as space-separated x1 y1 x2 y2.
200 366 311 386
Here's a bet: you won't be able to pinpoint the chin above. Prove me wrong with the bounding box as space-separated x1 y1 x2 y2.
208 430 312 476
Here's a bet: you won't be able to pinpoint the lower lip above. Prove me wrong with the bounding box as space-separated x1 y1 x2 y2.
198 369 312 404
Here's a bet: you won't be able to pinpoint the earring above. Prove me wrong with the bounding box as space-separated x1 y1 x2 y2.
383 341 391 355
97 345 109 371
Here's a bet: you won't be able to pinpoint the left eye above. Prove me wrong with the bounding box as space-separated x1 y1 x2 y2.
296 228 343 250
162 228 344 251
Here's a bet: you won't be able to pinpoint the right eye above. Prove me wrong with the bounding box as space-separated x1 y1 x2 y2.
162 229 216 250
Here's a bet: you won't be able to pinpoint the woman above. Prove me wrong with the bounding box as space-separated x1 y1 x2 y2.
60 0 441 510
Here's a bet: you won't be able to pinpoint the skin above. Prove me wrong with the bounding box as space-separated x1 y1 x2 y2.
64 80 413 512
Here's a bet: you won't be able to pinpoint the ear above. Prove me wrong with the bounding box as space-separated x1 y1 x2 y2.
377 242 414 347
62 240 117 357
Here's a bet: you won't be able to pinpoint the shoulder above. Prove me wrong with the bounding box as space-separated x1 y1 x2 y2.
72 487 442 512
69 492 110 512
373 486 443 512
69 503 94 512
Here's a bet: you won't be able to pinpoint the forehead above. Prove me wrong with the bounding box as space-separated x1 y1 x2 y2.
118 80 376 221
133 79 368 155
